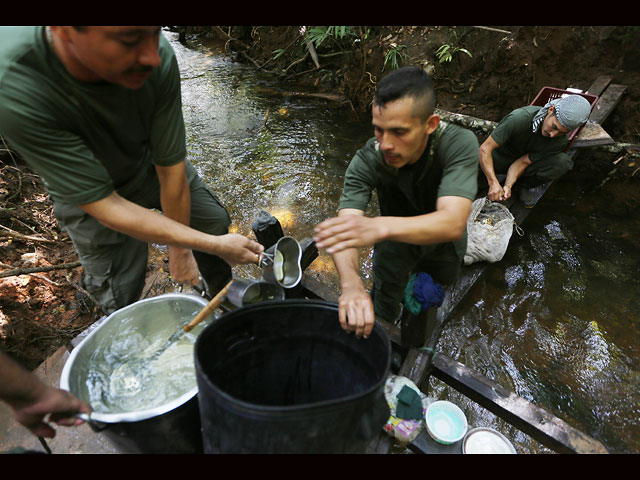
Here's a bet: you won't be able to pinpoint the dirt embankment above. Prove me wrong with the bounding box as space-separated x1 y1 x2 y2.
2 25 639 370
215 25 639 144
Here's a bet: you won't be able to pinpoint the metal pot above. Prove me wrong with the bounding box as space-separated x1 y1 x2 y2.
226 278 285 306
60 293 213 453
260 236 302 289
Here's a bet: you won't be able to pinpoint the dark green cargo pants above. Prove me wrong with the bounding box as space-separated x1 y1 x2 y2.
53 162 231 314
370 240 462 323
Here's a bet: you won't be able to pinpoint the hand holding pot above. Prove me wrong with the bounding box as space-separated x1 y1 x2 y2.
212 233 264 267
0 352 91 438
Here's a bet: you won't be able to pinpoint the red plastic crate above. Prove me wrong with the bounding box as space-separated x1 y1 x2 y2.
530 87 599 148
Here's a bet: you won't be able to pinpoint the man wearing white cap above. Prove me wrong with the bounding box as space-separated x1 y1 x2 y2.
478 94 592 207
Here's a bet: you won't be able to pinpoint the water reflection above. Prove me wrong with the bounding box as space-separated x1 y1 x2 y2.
438 179 640 453
170 32 373 287
168 31 639 454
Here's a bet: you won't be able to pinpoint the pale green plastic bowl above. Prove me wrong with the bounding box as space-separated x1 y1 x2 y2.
425 400 468 444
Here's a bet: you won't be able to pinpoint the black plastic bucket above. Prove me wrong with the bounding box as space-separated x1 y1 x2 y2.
194 299 391 453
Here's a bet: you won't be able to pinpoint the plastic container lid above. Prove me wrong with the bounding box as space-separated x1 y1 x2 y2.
463 427 517 454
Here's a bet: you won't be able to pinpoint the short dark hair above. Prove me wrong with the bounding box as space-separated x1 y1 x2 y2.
373 66 436 122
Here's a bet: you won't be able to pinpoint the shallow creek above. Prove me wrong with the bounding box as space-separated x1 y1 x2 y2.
168 31 639 454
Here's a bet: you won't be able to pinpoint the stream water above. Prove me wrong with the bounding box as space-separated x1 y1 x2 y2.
168 31 639 454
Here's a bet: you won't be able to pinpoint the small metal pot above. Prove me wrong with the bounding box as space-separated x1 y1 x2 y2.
226 278 285 307
260 236 302 289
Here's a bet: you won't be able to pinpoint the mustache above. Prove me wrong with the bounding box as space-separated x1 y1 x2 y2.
126 66 154 75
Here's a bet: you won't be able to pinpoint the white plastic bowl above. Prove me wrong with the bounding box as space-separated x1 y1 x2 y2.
463 427 517 454
425 400 468 444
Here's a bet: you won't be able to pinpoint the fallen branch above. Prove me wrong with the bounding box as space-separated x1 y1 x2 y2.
471 26 513 35
141 269 164 300
0 136 23 203
304 37 321 69
214 26 251 51
435 108 498 134
0 261 81 279
239 50 261 69
0 223 56 244
283 51 310 74
65 273 101 311
28 273 63 287
595 142 640 157
254 85 347 103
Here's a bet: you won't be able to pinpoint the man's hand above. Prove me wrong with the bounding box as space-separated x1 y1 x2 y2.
168 247 201 285
214 233 264 267
338 284 375 339
488 181 506 202
12 385 91 438
79 193 264 266
313 214 386 255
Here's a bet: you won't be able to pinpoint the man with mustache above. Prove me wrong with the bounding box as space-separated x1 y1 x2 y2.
478 94 592 206
0 26 264 314
314 66 479 339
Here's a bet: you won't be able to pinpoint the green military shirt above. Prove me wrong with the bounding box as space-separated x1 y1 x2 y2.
0 26 186 206
491 106 568 164
339 121 479 261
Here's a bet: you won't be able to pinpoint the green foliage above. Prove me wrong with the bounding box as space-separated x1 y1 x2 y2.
384 44 408 71
435 43 472 63
271 26 369 66
272 48 288 60
306 26 359 48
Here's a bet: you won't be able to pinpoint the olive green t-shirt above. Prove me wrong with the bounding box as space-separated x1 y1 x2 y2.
0 26 187 206
490 106 568 163
339 121 479 260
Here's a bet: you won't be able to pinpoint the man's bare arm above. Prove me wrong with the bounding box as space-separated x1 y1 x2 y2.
155 161 200 284
79 191 263 266
313 196 471 255
502 154 533 200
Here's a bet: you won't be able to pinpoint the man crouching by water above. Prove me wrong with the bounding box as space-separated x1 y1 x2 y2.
313 66 479 339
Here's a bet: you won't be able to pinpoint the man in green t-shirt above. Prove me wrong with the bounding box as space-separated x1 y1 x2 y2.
479 94 591 206
313 67 479 339
0 26 264 313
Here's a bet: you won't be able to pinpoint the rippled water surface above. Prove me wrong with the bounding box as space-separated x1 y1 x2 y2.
168 31 640 454
173 33 374 285
435 177 640 453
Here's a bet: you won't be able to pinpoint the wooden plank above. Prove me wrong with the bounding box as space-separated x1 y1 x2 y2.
588 84 627 125
585 75 612 97
430 353 609 454
298 238 319 270
400 306 436 348
572 122 615 148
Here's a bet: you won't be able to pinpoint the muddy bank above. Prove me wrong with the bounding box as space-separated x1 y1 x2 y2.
203 26 640 144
